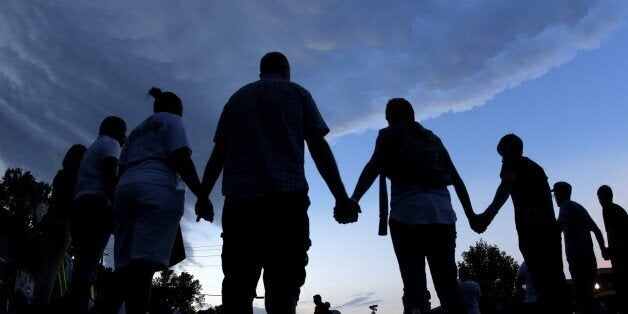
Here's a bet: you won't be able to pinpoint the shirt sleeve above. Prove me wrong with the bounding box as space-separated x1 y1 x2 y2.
162 114 190 153
300 88 330 138
101 137 121 159
214 101 231 144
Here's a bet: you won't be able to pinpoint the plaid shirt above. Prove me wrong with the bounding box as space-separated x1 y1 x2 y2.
215 74 329 197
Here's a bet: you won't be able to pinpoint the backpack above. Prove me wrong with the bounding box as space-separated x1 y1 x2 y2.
379 122 452 188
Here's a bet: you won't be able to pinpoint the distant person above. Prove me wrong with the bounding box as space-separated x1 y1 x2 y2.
198 52 359 314
351 98 476 314
553 181 607 314
313 294 328 314
71 116 126 313
458 265 481 314
597 185 628 313
473 134 569 313
113 87 211 314
33 144 86 311
516 261 539 314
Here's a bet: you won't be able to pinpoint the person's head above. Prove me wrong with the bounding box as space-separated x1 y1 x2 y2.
260 52 290 80
313 294 322 304
497 133 523 161
149 87 183 117
385 98 415 125
552 181 572 206
62 144 87 170
324 302 331 309
99 116 126 146
597 185 613 206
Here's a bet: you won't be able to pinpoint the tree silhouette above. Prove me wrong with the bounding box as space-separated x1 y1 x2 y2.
458 240 519 313
0 168 51 236
151 269 205 312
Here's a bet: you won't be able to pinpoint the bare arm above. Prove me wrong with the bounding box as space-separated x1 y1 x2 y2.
588 215 607 256
441 149 475 219
306 135 348 200
351 155 379 202
199 141 227 199
476 170 515 231
170 147 202 197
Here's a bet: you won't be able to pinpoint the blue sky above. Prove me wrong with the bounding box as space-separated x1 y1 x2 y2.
1 1 628 313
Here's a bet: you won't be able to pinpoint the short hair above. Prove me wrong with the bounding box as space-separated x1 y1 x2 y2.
552 181 572 198
313 294 321 301
385 98 415 123
99 116 126 137
597 185 613 201
260 52 290 76
149 87 183 116
497 134 523 156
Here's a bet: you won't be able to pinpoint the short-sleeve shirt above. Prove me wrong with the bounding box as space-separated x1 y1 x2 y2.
74 135 121 200
214 74 329 197
500 157 556 239
117 112 189 189
557 200 596 258
372 121 456 225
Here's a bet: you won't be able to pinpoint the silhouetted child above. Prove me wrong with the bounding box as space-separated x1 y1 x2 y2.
458 265 481 314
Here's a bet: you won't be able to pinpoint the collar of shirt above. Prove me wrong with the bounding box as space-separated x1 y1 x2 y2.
259 73 288 81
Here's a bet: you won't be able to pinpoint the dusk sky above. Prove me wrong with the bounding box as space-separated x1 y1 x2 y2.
1 1 628 313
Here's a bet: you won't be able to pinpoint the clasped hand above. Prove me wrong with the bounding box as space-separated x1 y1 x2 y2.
195 197 214 223
334 197 361 224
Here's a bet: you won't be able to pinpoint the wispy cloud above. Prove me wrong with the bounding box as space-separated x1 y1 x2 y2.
337 291 382 309
0 0 626 182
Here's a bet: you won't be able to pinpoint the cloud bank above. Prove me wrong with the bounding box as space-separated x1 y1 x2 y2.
0 0 626 179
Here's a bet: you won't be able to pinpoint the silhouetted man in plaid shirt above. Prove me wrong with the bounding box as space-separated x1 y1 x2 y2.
198 52 359 314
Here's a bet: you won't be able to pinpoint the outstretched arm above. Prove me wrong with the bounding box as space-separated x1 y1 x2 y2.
170 147 202 197
306 135 349 200
351 156 379 202
193 142 227 223
441 149 475 219
307 135 359 224
476 170 515 232
199 141 227 198
588 215 608 259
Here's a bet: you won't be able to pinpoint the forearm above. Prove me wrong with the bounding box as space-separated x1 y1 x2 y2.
486 181 510 217
178 159 203 197
452 176 475 218
200 143 226 198
307 137 348 200
351 160 378 201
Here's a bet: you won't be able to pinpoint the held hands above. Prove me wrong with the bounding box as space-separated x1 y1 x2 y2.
601 246 610 261
334 197 361 224
469 211 491 234
195 197 214 223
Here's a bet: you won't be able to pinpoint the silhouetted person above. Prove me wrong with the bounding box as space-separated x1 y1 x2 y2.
351 98 475 314
198 52 359 314
71 116 126 313
516 261 539 314
474 134 569 313
33 144 86 311
313 294 327 314
553 181 606 314
113 88 211 314
597 185 628 313
458 265 480 314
